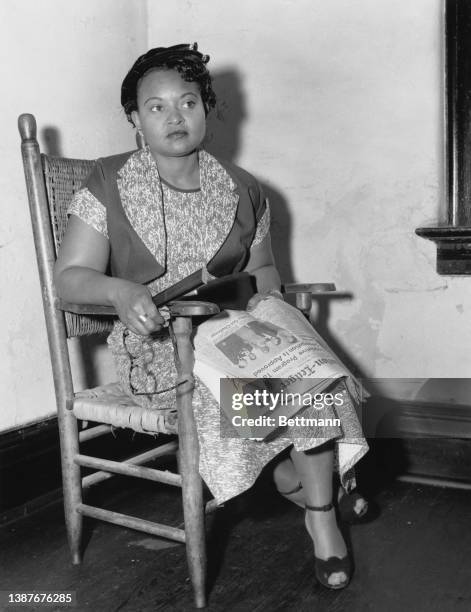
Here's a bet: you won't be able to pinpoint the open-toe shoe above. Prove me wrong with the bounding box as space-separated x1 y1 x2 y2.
305 501 352 590
337 489 369 524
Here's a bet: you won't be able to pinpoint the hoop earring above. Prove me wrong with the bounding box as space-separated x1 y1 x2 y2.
136 128 146 149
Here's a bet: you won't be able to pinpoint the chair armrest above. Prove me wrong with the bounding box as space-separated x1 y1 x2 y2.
283 283 336 294
55 298 219 318
56 299 116 316
282 283 338 316
168 301 220 316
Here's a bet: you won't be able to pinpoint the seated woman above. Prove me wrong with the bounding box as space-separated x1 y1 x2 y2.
54 43 368 590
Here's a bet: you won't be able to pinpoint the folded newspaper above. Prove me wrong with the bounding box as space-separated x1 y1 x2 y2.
193 296 362 440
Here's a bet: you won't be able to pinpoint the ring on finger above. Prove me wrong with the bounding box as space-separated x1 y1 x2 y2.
138 313 150 324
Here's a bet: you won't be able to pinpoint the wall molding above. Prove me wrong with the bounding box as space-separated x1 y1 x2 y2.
382 399 471 439
0 416 164 526
2 398 471 525
0 417 62 524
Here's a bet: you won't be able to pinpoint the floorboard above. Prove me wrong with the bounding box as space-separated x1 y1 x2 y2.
1 477 471 611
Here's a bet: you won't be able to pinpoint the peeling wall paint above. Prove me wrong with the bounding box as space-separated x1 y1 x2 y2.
149 0 470 390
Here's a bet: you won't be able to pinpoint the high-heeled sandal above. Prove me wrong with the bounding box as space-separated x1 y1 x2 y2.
337 490 369 524
277 481 368 524
305 501 352 590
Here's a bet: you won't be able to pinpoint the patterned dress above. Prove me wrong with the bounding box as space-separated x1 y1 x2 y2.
68 148 368 504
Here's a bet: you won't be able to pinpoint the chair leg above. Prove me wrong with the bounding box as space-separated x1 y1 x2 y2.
179 435 207 608
173 317 207 608
58 403 83 564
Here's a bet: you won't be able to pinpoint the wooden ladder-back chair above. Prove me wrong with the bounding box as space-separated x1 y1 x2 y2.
18 112 336 608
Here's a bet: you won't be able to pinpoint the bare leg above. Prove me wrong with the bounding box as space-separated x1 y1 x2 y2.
290 444 347 588
274 456 368 517
273 457 304 507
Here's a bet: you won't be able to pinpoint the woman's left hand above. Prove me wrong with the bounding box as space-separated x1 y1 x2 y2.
246 289 284 311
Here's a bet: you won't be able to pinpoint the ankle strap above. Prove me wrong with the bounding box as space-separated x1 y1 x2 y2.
305 501 334 512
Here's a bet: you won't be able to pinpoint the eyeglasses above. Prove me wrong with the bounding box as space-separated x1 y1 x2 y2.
122 328 188 397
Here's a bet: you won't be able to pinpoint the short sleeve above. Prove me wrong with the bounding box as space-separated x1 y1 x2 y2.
251 199 271 247
67 187 109 239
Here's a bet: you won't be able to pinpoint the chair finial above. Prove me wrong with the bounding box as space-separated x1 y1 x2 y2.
18 113 37 142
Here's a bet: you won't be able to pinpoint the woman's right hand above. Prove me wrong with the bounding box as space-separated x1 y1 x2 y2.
109 279 165 336
54 216 164 336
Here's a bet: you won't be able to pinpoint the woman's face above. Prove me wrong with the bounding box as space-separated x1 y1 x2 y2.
132 68 206 160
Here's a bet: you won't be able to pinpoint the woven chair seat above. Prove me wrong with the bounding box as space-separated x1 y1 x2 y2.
74 382 177 435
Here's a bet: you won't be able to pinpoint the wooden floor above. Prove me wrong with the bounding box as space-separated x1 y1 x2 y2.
1 473 471 612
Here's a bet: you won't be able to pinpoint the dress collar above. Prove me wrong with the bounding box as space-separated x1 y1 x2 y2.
116 147 239 272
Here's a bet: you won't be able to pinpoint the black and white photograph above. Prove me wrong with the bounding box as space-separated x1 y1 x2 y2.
1 1 471 610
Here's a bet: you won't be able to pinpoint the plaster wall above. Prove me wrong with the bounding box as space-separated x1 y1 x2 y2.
0 0 146 431
147 0 471 398
2 0 470 433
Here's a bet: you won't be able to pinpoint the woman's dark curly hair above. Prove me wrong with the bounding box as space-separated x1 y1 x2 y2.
121 43 216 124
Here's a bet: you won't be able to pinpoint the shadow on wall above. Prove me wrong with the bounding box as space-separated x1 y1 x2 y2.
41 126 62 157
310 293 369 381
205 68 295 284
40 125 107 389
205 69 246 162
206 69 367 381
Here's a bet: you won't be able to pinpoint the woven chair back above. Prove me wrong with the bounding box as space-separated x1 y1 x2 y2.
41 154 115 337
42 155 95 251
